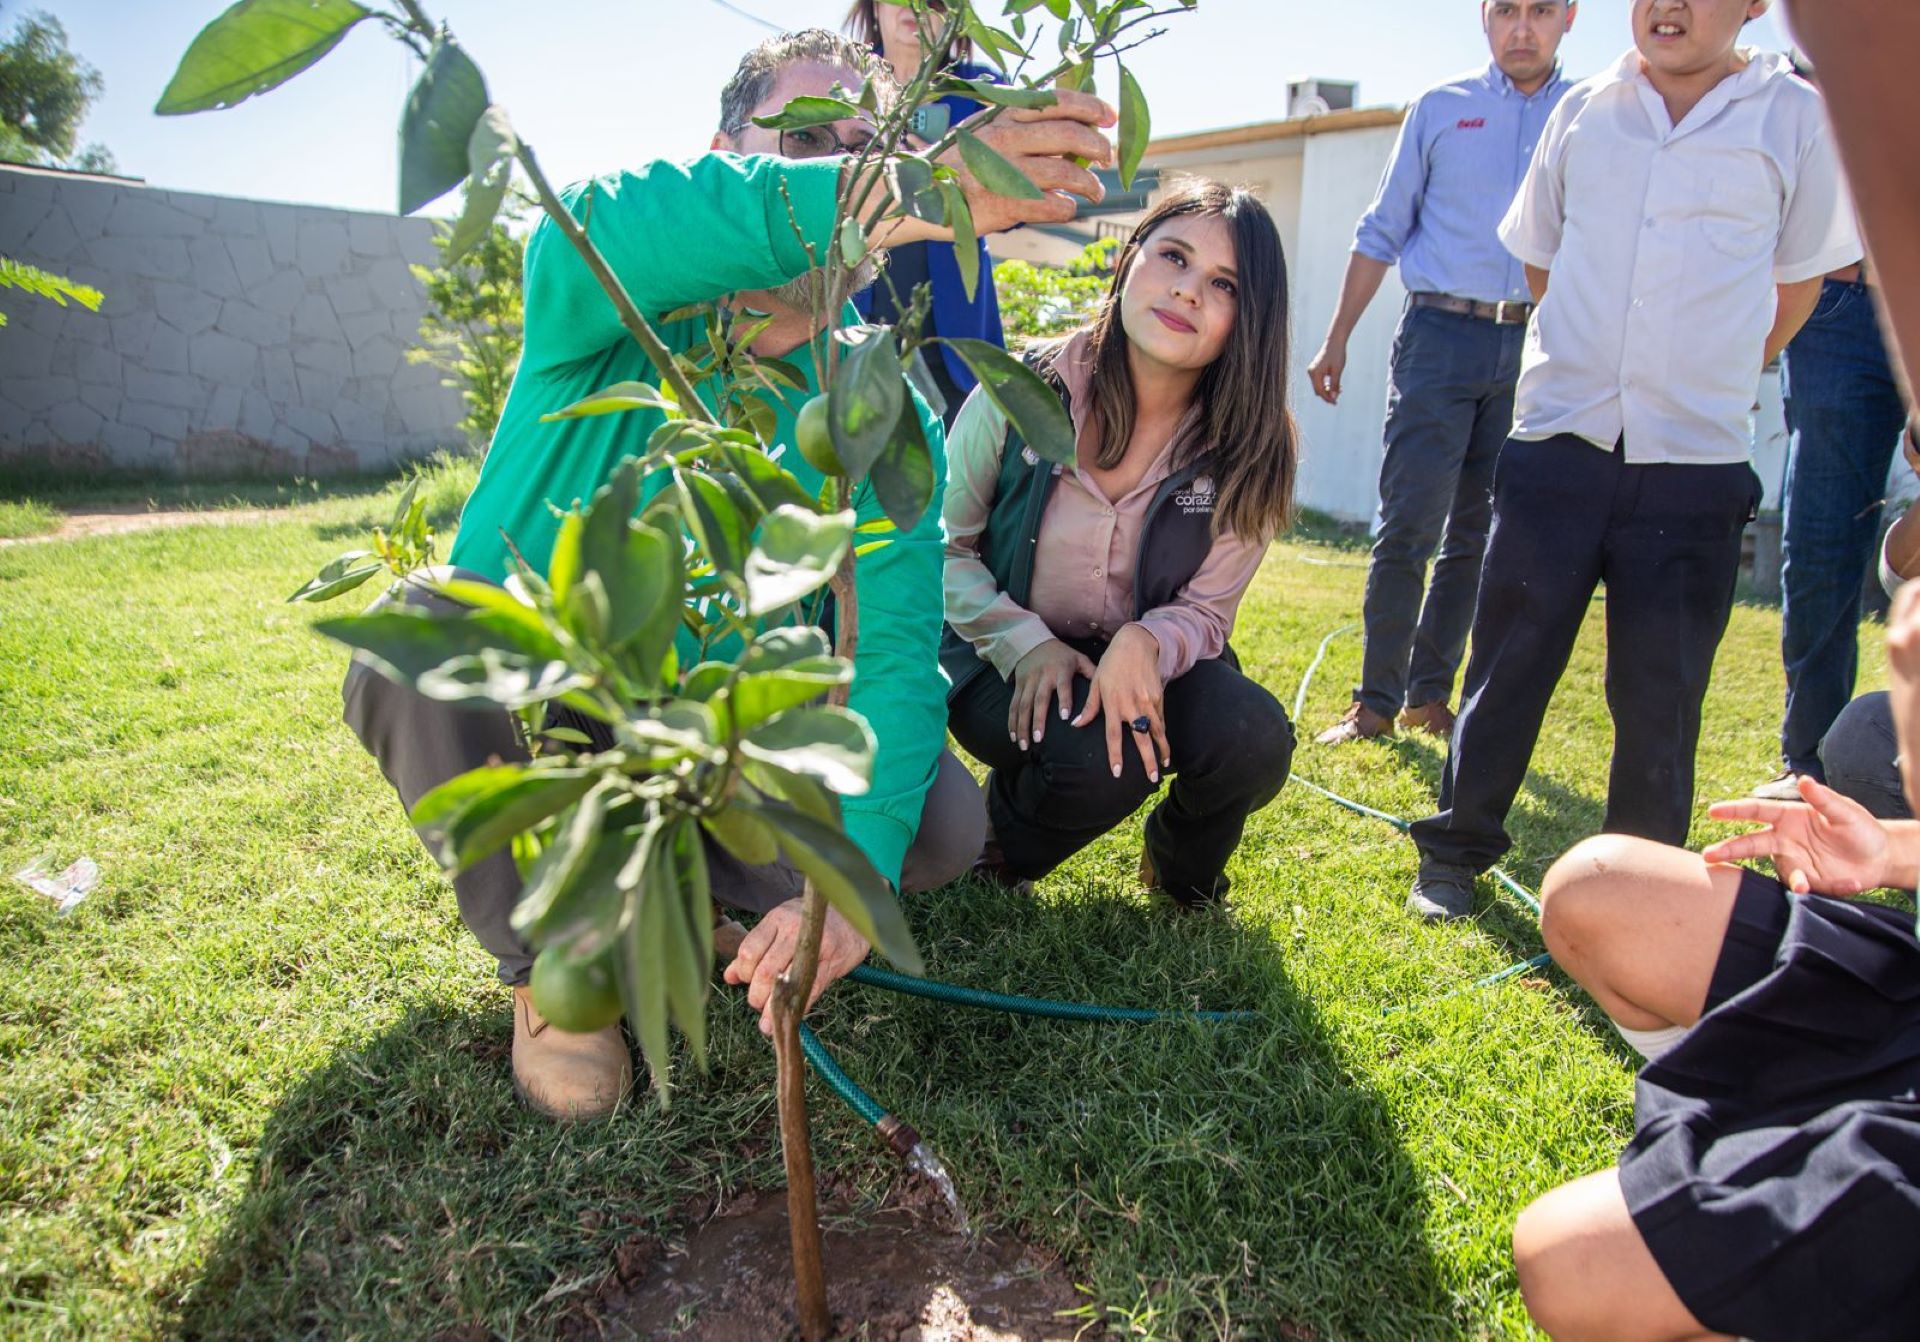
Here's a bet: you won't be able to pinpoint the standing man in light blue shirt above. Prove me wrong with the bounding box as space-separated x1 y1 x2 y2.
1311 1 1577 747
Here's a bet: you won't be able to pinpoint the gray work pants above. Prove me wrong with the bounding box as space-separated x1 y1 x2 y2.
342 567 986 984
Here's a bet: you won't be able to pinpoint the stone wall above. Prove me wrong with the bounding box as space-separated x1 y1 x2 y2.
0 164 466 477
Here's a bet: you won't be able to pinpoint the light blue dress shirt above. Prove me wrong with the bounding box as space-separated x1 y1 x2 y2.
1354 62 1573 305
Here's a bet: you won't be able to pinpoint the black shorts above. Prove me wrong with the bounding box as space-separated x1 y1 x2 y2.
1619 869 1920 1341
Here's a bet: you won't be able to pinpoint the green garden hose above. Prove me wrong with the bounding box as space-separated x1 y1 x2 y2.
846 963 1260 1022
1289 623 1553 994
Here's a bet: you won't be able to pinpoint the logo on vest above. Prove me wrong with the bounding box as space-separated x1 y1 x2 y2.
1174 474 1216 515
1021 444 1041 467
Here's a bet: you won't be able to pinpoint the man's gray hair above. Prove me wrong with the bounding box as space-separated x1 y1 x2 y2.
717 28 896 137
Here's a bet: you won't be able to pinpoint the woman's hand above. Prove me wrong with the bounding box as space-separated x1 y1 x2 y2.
1073 624 1170 783
1009 639 1097 751
1702 776 1892 896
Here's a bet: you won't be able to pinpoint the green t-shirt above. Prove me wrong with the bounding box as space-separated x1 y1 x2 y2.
449 153 949 888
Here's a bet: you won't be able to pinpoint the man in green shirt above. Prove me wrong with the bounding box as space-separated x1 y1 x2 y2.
344 28 1116 1119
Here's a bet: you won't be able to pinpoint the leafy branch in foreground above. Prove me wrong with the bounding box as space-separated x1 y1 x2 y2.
0 256 104 329
160 1 1184 1335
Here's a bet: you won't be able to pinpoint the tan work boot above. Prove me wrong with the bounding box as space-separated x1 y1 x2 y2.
1314 702 1395 746
511 985 632 1121
1398 700 1456 739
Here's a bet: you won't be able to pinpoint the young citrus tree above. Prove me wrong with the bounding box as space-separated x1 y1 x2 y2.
159 1 1183 1334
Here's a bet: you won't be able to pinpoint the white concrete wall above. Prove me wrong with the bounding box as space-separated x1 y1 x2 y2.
1288 124 1405 524
0 165 464 477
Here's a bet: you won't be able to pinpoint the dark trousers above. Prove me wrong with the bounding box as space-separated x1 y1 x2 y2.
948 651 1294 904
1820 691 1911 820
1357 305 1526 718
342 567 986 984
1779 280 1908 773
1410 436 1761 872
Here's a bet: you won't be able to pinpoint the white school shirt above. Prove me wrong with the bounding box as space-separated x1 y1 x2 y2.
1499 49 1860 465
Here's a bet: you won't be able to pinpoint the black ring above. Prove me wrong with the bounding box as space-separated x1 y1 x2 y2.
1129 716 1152 734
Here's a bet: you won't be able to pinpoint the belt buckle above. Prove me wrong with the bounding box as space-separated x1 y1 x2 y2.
1495 300 1529 325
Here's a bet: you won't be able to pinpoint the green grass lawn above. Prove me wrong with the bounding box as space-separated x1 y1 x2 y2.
0 499 61 541
0 476 1883 1340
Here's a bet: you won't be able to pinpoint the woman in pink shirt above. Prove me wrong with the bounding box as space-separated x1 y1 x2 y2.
941 181 1299 908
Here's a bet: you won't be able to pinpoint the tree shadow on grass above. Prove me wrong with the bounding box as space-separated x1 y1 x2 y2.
173 879 1452 1339
827 876 1454 1338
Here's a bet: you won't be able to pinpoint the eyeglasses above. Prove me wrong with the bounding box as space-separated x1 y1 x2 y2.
779 124 876 159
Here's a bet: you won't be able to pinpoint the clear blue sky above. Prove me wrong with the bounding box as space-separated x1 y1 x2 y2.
42 0 1795 216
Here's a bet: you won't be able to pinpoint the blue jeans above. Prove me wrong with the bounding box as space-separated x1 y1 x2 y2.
1779 280 1907 774
1357 304 1526 718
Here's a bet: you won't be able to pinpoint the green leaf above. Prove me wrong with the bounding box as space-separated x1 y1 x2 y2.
936 79 1058 110
756 802 922 974
417 649 593 711
387 476 421 537
741 760 840 826
659 821 710 1064
418 767 598 871
828 328 905 480
937 178 980 303
446 105 517 263
741 706 875 797
315 607 561 688
742 506 854 617
613 818 673 1100
428 578 555 649
156 0 370 115
609 523 683 686
508 781 611 941
288 550 381 603
700 803 782 867
1116 63 1150 191
680 470 750 582
410 762 533 830
728 657 851 732
869 395 936 533
956 128 1043 201
539 381 677 423
739 626 833 672
904 348 949 422
547 511 585 607
941 338 1075 465
399 34 490 215
749 95 861 130
892 156 945 225
718 443 814 516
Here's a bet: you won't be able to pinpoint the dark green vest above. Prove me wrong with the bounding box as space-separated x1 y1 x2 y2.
941 385 1226 701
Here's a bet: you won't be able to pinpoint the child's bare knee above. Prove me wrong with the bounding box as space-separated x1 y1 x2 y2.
1540 834 1646 958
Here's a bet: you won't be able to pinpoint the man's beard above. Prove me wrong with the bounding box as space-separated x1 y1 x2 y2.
768 252 883 315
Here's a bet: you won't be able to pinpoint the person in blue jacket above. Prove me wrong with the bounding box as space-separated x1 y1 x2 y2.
845 0 1007 424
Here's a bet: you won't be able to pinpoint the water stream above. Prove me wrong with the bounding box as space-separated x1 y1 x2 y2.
906 1141 969 1234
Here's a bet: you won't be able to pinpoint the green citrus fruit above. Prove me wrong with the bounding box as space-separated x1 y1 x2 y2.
529 944 624 1033
794 393 846 477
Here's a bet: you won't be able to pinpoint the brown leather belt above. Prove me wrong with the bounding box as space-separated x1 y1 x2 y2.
1409 291 1534 325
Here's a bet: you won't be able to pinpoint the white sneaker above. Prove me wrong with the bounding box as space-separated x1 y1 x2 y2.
1750 770 1809 802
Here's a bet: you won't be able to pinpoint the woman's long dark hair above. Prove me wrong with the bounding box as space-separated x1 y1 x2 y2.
843 1 973 64
1067 179 1298 541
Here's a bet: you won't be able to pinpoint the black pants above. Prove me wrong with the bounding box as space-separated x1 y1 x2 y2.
949 651 1295 904
1410 435 1760 872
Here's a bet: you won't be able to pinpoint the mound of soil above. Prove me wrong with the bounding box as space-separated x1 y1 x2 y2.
573 1190 1089 1341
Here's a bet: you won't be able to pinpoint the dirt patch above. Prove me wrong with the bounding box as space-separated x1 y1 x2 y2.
569 1190 1090 1341
0 505 287 548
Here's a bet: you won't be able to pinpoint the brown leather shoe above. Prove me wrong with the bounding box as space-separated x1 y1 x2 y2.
1314 702 1395 746
511 985 632 1122
1398 700 1456 739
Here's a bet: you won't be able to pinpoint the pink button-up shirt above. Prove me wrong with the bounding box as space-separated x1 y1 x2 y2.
942 332 1271 684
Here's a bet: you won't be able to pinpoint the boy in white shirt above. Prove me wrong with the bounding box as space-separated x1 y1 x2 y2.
1405 0 1861 924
